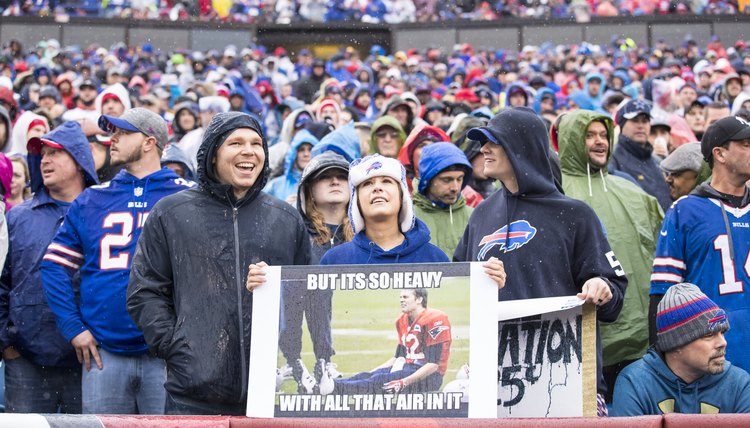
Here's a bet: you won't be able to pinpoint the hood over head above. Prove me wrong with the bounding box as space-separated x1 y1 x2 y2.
171 101 200 135
284 128 319 175
417 142 472 196
557 110 615 176
397 123 450 170
95 83 132 114
382 95 414 126
196 112 268 206
161 143 196 181
27 121 99 194
467 107 558 197
731 92 750 116
504 83 529 107
9 111 50 155
584 72 606 98
312 121 361 162
532 87 557 113
369 115 406 156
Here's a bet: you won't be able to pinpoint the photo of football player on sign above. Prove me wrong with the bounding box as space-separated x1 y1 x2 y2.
315 288 453 395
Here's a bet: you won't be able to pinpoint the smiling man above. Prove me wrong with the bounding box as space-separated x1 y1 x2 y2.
659 142 711 201
555 110 664 403
41 109 192 415
612 283 750 416
127 112 311 415
609 99 672 210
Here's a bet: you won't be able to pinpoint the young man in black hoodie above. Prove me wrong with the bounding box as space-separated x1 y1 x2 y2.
453 107 628 416
127 112 311 415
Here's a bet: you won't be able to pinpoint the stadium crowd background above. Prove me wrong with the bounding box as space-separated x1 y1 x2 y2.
0 0 748 416
0 0 746 23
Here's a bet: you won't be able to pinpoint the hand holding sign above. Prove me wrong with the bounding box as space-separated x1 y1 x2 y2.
482 257 507 289
577 277 612 306
246 261 268 292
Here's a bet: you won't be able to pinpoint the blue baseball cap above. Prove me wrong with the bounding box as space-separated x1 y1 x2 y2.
616 99 652 127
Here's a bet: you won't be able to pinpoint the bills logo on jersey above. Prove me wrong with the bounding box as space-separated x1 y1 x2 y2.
134 187 144 197
428 324 449 340
477 220 537 259
366 161 382 175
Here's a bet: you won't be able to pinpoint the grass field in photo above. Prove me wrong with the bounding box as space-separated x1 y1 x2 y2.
277 276 470 395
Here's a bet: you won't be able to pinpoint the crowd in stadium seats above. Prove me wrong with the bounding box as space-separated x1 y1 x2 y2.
0 31 748 416
0 0 744 22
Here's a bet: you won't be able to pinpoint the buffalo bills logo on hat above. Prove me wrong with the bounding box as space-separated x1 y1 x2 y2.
366 161 383 175
708 310 728 333
478 220 537 259
736 117 749 127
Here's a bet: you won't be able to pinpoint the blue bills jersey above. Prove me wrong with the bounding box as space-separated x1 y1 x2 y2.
651 195 750 371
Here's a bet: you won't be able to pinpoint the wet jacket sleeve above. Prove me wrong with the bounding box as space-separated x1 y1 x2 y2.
126 208 177 359
572 210 627 323
40 203 86 342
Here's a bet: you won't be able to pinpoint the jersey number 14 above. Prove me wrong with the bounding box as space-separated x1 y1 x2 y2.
714 234 750 295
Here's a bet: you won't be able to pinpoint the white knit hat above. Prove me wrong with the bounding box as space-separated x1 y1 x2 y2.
348 154 415 234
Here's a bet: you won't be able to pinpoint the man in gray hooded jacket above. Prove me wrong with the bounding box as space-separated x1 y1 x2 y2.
127 112 311 415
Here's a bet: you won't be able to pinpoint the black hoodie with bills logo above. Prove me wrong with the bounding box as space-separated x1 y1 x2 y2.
453 107 627 394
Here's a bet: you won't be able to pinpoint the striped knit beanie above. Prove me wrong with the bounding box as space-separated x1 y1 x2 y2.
656 283 730 353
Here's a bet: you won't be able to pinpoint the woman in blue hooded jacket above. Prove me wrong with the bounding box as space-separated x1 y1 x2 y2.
263 128 318 204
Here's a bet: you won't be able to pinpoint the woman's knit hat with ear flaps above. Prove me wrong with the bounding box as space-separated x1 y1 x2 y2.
347 154 414 235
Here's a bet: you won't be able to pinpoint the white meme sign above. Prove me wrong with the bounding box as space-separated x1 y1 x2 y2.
247 263 595 419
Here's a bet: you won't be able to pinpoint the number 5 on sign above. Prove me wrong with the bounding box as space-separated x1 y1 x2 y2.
99 212 149 270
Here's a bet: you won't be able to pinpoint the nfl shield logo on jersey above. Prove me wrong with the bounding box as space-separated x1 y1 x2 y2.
134 187 144 197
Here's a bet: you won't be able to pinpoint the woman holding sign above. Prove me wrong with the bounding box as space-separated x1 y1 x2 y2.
247 154 506 394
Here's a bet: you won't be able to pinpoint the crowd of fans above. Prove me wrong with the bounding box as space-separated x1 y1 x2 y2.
0 31 748 417
0 0 744 23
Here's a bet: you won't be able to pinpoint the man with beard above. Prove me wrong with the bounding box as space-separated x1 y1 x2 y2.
41 108 194 414
62 78 100 123
612 283 750 415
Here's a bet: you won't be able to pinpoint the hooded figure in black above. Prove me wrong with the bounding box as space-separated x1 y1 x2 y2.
127 112 311 415
453 107 627 408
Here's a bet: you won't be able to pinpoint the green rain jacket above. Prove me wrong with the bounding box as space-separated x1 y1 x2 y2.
369 116 407 156
557 110 664 366
413 179 473 258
